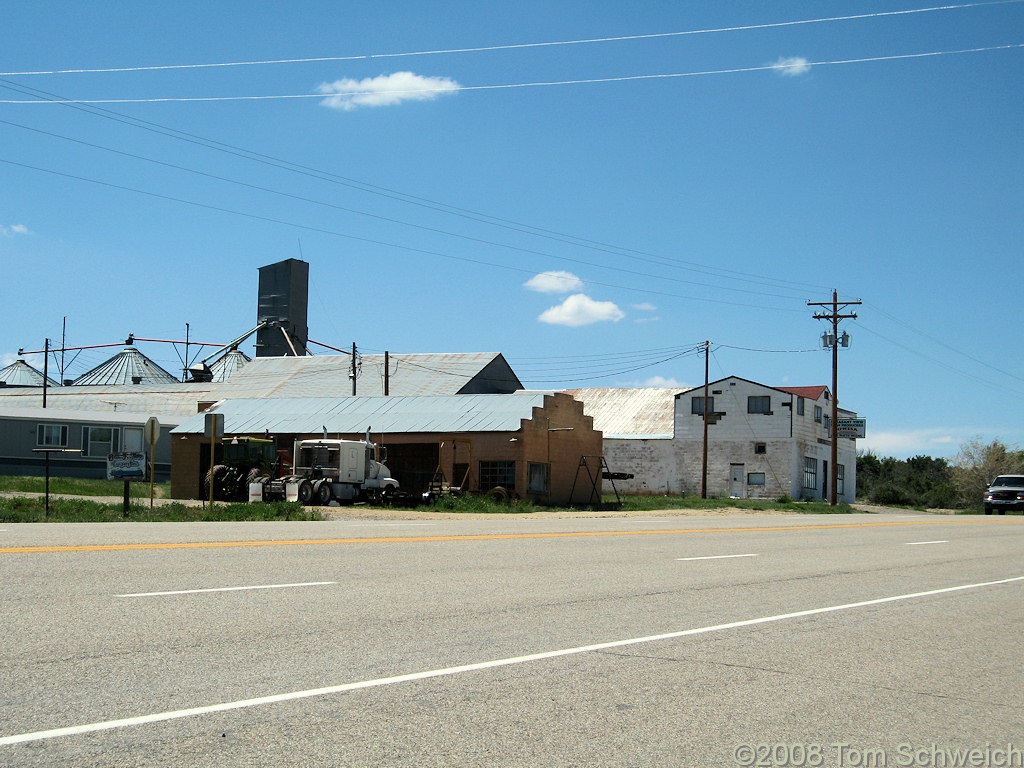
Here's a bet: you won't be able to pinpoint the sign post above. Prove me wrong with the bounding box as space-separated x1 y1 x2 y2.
107 452 147 517
204 413 224 507
145 417 160 511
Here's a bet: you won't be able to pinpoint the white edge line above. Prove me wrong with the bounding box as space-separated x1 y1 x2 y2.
5 574 1022 747
117 581 337 598
905 540 950 546
676 553 759 561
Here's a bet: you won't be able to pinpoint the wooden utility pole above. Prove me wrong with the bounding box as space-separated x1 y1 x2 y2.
701 340 710 498
351 342 357 396
808 291 860 505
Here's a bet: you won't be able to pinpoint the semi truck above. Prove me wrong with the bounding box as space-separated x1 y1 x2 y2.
257 436 399 505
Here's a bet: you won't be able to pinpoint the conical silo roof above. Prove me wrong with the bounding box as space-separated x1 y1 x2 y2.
72 346 179 386
0 359 59 387
209 348 250 382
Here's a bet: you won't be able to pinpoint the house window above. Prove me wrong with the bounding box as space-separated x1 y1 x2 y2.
796 396 805 416
803 457 817 490
479 460 515 492
527 462 550 493
691 396 713 415
123 427 144 453
748 396 771 414
837 464 845 495
82 426 120 458
754 443 767 455
823 415 831 433
37 424 69 447
747 472 766 486
814 405 822 423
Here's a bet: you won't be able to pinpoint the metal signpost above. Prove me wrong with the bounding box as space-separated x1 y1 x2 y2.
145 417 160 510
204 413 224 507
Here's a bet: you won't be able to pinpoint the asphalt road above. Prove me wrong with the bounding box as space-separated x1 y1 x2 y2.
1 513 1022 767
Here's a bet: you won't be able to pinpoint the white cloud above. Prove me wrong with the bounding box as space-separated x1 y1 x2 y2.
1 224 30 236
632 302 657 312
318 72 460 110
642 376 686 388
859 428 962 458
538 294 625 327
524 271 584 294
772 56 811 77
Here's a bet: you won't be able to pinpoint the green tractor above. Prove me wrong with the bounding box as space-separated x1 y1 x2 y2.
203 437 281 501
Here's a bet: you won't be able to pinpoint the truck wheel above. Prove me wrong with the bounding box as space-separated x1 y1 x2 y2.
297 479 314 505
315 481 332 506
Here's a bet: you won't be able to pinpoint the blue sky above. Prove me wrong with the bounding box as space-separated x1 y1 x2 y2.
2 0 1021 459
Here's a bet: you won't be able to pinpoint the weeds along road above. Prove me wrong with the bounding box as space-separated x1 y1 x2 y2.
1 513 1022 767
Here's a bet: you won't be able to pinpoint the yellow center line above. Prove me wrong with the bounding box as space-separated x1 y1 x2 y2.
0 518 1016 554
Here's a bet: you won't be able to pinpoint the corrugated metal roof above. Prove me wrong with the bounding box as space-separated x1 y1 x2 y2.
0 383 218 418
209 349 250 382
171 393 549 436
73 347 179 387
0 360 58 388
0 406 182 426
778 385 829 401
218 353 518 398
565 388 685 438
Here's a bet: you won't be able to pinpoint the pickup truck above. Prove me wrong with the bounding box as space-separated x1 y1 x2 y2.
983 475 1024 514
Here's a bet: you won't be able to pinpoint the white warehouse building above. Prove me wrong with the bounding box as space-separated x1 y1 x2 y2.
571 376 858 503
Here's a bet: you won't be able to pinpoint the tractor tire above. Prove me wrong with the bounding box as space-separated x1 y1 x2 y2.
485 486 509 502
203 465 232 501
297 479 314 505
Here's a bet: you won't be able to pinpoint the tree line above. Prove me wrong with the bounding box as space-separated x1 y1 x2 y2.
857 439 1024 510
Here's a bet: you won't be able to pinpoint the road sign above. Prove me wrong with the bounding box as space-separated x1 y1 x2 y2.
836 418 867 438
204 412 224 439
144 416 160 445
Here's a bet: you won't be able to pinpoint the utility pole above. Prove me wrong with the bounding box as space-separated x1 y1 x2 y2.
808 291 860 505
351 342 357 396
701 340 710 499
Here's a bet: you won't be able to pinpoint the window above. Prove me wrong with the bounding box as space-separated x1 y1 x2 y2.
747 396 771 414
814 405 823 423
479 460 515 492
527 463 550 493
803 457 817 490
837 464 845 495
82 426 120 458
123 427 144 452
796 396 805 416
37 423 69 447
691 396 713 415
747 472 766 486
823 415 831 434
754 443 767 454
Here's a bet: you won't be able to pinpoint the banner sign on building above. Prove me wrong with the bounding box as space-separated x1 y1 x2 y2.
836 418 867 439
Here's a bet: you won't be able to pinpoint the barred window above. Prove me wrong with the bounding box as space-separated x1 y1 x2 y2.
803 457 818 490
479 460 515 492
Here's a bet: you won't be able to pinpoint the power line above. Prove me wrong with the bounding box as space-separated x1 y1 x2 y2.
0 118 812 302
3 45 1020 104
3 1 1017 76
0 78 829 296
0 156 806 314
